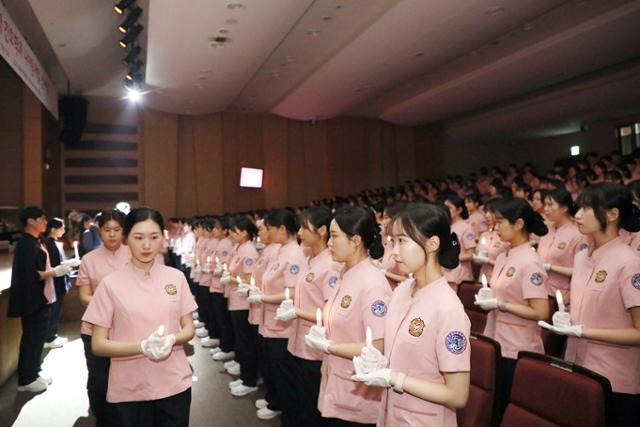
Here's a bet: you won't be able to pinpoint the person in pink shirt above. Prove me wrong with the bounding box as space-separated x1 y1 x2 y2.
275 206 342 426
247 209 307 422
225 215 259 396
474 197 550 420
472 198 509 281
304 206 392 426
208 216 236 361
83 207 197 427
464 192 489 237
193 218 219 347
443 194 476 292
537 188 588 303
351 202 471 426
379 202 410 288
76 209 129 427
540 184 640 426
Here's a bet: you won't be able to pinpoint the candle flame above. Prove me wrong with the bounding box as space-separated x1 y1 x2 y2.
236 275 242 284
285 288 290 300
250 275 255 286
366 326 373 347
481 274 488 287
316 308 322 326
556 290 564 306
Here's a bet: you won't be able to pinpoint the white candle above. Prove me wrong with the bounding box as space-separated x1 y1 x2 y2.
316 308 322 327
366 326 372 347
481 274 488 288
285 287 290 301
556 290 565 312
236 275 242 285
409 273 414 279
215 256 220 264
256 236 261 243
73 241 79 259
480 236 487 246
163 229 169 239
196 259 200 266
223 263 228 272
206 256 211 264
387 235 392 242
157 325 165 336
250 275 255 287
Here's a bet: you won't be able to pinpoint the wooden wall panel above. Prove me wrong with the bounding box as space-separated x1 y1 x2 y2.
381 122 397 187
326 118 344 198
287 120 306 207
263 115 288 209
366 120 383 189
192 114 224 214
236 113 264 211
176 116 197 216
395 126 415 183
221 113 240 213
0 60 24 206
303 121 328 202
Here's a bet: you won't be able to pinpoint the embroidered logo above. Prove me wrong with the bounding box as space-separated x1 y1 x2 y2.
557 242 567 250
494 242 501 248
164 284 177 295
530 272 543 286
271 263 280 272
408 318 425 337
340 295 352 309
595 270 608 283
371 300 388 317
445 331 467 355
305 272 315 283
579 243 589 251
466 233 474 240
328 276 338 288
290 264 300 275
506 267 516 278
631 274 640 290
245 258 254 266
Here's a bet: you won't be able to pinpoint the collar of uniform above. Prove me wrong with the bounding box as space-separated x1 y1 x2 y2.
590 236 623 263
310 247 331 268
506 241 533 257
410 275 449 299
238 240 252 251
128 259 161 279
340 256 371 280
280 240 298 255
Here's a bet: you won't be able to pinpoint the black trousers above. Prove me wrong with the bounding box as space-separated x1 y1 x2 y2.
210 292 234 352
82 334 111 427
609 392 640 427
45 283 66 342
496 356 518 424
111 387 191 427
321 418 375 427
263 337 295 419
230 310 258 387
293 356 323 426
18 304 50 385
194 285 216 337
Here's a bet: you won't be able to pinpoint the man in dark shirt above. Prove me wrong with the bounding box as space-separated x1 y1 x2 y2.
7 206 71 392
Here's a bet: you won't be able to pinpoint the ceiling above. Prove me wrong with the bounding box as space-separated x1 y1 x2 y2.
5 0 640 137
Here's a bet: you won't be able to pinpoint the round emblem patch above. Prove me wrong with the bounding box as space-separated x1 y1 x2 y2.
290 264 300 275
631 274 640 290
494 242 501 248
506 267 516 278
557 242 567 250
305 272 315 283
466 233 474 240
636 244 640 252
328 276 338 288
530 272 543 286
595 270 608 283
222 251 228 257
408 318 425 337
579 243 589 251
371 300 387 317
164 284 177 295
245 258 254 266
445 331 467 355
340 295 352 309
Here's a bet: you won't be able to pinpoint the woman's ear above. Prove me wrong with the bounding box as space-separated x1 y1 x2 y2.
426 235 440 254
317 225 327 239
606 208 620 224
514 218 525 232
350 234 363 248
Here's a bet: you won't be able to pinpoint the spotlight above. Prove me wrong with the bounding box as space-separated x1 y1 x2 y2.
122 45 141 66
119 24 143 48
126 88 142 102
125 61 143 81
114 0 135 15
118 7 142 33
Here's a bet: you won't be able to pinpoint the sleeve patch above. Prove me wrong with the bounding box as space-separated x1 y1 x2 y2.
328 276 338 288
222 251 228 257
530 272 544 286
466 233 474 240
579 243 589 251
289 264 300 275
445 331 467 355
245 258 254 266
632 273 640 290
371 300 388 317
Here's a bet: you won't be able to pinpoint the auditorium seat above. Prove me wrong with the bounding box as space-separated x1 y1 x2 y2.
457 333 500 427
458 281 487 333
501 352 611 427
541 297 567 358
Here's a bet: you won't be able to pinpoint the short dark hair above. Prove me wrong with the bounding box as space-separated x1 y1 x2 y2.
19 206 45 227
123 207 165 237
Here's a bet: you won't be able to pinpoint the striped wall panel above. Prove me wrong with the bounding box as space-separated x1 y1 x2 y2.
62 122 140 214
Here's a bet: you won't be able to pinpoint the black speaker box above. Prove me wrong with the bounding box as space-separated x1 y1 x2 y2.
59 96 88 146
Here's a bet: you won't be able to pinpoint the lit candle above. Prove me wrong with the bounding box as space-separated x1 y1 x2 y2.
163 229 169 240
316 308 322 327
215 256 220 265
223 263 228 272
157 325 165 336
73 241 79 260
196 259 200 266
387 235 392 242
480 236 487 246
256 236 261 243
236 275 242 284
250 275 255 287
365 326 372 347
285 287 290 301
409 273 414 279
481 274 488 288
206 256 211 264
556 290 565 313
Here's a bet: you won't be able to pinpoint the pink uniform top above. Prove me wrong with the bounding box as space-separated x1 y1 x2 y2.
444 220 476 284
198 238 219 287
227 241 259 311
476 229 509 282
76 244 132 335
537 221 588 300
82 262 197 402
564 237 640 394
483 242 549 359
318 258 392 424
380 277 471 426
209 237 233 293
249 243 280 325
259 240 307 339
288 248 342 361
467 210 489 238
191 237 208 283
620 229 640 253
181 231 196 254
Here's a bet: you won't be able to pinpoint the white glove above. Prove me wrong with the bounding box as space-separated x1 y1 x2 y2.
194 264 202 274
63 258 81 268
543 263 552 271
213 265 223 277
476 287 494 301
551 310 572 328
473 296 498 311
473 254 490 265
247 290 263 304
351 368 392 388
353 346 388 376
220 273 231 285
202 264 212 274
156 334 176 358
141 327 167 360
275 299 296 321
538 320 583 337
304 325 331 353
236 283 251 297
53 263 73 277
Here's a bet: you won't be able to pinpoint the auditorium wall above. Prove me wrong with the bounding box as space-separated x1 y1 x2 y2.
140 110 443 217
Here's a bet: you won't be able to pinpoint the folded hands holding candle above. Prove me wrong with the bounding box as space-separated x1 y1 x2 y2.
539 290 583 337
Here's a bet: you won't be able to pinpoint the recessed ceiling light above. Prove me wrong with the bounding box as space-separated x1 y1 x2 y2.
415 52 424 57
523 23 534 31
323 16 333 21
199 76 208 80
219 28 229 34
225 18 238 24
335 4 343 9
226 2 245 10
57 43 66 48
485 6 504 16
199 69 213 74
306 29 321 37
210 43 226 48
